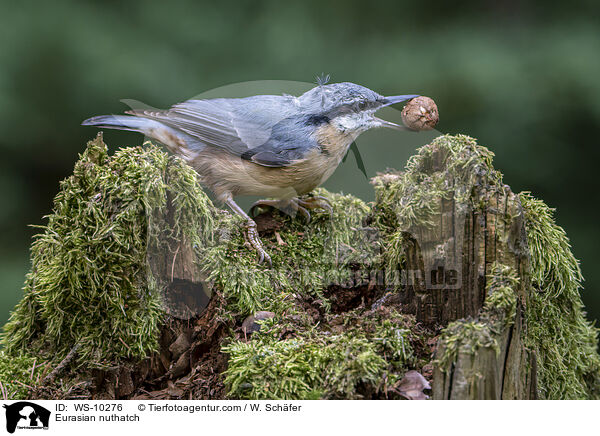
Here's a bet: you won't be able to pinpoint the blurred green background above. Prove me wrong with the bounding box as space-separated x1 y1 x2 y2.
1 0 599 326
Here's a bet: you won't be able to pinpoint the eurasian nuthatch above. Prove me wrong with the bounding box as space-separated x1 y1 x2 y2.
82 82 421 264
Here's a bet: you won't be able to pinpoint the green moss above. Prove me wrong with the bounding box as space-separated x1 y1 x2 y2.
0 134 381 399
2 133 598 401
2 134 216 371
484 263 519 324
208 188 374 316
373 319 413 364
223 310 419 399
372 134 501 232
436 263 518 372
519 192 600 399
435 320 499 372
0 352 41 399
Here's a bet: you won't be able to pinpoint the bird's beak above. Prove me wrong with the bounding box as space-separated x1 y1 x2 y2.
381 94 419 107
373 94 419 130
373 117 409 130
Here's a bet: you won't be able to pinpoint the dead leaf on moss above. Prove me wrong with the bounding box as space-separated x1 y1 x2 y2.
242 311 275 339
396 370 431 400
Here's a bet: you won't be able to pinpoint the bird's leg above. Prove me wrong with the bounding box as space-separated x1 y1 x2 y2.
249 199 291 218
225 197 272 266
296 195 333 219
249 195 333 223
250 198 311 222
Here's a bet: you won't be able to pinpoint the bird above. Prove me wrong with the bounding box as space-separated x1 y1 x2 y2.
82 81 419 265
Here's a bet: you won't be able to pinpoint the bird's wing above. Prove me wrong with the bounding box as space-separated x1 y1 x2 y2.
127 96 319 167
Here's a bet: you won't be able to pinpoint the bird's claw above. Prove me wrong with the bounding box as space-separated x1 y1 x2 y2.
296 205 311 223
297 195 334 219
243 219 272 266
249 195 333 222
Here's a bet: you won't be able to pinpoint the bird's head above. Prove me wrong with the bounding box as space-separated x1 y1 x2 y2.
298 82 418 135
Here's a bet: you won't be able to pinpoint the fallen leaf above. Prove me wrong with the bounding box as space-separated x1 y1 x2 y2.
241 311 275 339
396 370 431 400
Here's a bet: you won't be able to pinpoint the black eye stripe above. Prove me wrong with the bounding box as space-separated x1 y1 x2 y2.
355 100 380 111
305 114 330 126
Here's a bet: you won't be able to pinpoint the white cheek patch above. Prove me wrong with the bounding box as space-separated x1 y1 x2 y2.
333 115 360 131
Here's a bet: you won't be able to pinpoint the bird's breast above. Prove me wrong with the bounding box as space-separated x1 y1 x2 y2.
189 123 357 199
282 123 358 192
314 123 358 159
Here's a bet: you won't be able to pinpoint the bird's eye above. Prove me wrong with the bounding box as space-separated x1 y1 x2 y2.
357 101 368 111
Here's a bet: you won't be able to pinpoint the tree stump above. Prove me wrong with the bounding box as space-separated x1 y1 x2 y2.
375 139 535 399
1 134 598 400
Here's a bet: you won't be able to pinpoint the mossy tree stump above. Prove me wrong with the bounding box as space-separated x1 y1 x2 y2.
371 140 534 398
1 134 598 400
371 135 598 399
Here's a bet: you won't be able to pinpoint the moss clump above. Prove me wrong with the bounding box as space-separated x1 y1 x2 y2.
520 192 600 399
207 188 374 316
223 331 386 400
222 309 420 400
371 134 501 233
2 133 598 400
1 134 216 375
483 263 519 324
0 352 41 399
0 134 385 399
435 320 499 372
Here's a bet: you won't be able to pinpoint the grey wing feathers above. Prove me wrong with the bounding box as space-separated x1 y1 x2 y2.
239 116 318 166
126 96 318 167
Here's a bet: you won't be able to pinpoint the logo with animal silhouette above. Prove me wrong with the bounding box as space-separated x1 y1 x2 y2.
2 402 50 433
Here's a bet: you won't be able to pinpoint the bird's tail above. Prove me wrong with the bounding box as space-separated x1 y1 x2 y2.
82 115 200 161
81 115 160 135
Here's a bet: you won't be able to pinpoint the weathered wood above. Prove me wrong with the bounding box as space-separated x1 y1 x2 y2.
399 148 529 325
385 141 535 399
146 193 212 320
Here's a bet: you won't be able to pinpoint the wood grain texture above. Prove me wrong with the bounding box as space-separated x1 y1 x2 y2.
381 139 535 399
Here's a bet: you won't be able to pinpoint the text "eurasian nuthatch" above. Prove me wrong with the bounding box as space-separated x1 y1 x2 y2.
82 81 421 264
